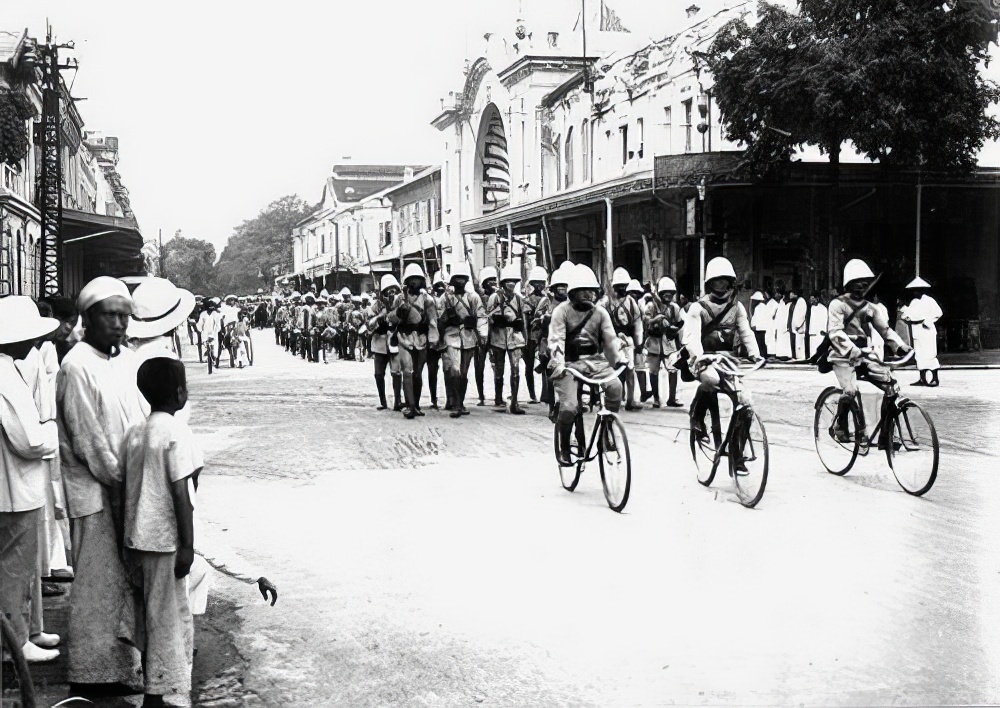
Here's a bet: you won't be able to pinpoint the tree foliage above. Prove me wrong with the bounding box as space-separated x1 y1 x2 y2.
212 195 314 295
161 236 216 294
703 0 1000 176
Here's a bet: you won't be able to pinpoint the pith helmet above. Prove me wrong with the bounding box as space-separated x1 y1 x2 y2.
500 263 521 283
843 259 875 286
548 263 572 288
750 291 765 302
450 263 472 283
402 263 427 285
905 276 931 289
479 266 498 283
380 274 400 291
567 264 600 293
656 276 677 293
704 257 737 283
432 270 446 286
528 265 548 283
626 279 643 295
612 267 631 287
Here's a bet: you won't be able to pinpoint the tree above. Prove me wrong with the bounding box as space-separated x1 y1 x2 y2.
162 236 216 294
703 1 1000 177
212 195 314 295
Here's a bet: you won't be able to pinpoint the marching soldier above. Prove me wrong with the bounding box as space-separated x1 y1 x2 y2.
347 296 365 361
643 277 685 408
626 279 652 402
369 275 403 410
473 267 499 406
298 293 316 361
438 264 488 418
522 265 548 404
313 295 331 363
388 265 439 419
427 272 449 409
533 262 573 415
360 293 374 359
486 264 528 414
602 267 645 411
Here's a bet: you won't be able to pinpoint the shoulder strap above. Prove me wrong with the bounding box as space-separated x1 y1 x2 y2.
702 300 736 337
566 308 596 341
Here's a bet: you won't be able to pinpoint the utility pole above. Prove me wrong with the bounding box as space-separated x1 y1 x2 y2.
37 24 76 297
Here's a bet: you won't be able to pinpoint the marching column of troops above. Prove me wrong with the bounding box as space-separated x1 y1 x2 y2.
262 260 946 422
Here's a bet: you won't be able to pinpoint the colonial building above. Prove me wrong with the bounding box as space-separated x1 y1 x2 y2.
290 163 425 293
0 29 142 298
431 0 999 349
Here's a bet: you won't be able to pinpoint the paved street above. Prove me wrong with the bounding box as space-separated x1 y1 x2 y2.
185 331 1000 706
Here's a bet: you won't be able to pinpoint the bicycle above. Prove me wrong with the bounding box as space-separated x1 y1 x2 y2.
685 353 769 509
813 349 937 496
552 364 632 512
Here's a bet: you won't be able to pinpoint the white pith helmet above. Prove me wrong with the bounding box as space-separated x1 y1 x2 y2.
548 263 573 288
842 259 875 286
656 276 677 293
432 270 445 286
500 263 521 283
750 291 765 302
402 263 427 285
626 279 643 295
704 257 737 283
450 263 472 282
528 265 548 283
479 266 498 283
340 287 352 297
380 274 400 292
612 267 631 287
567 264 600 293
905 276 931 289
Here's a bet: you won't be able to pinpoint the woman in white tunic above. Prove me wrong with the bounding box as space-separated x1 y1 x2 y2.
900 277 943 386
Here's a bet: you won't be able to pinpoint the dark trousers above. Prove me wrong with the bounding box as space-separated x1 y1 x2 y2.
473 343 489 401
754 330 767 358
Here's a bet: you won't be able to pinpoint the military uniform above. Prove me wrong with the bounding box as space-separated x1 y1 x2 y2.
368 287 402 410
486 287 527 413
387 274 439 418
439 283 487 417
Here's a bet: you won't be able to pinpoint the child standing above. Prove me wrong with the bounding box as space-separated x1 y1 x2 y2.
121 357 201 707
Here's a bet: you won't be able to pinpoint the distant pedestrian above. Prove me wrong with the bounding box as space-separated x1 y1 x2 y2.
0 296 62 663
749 291 769 358
901 277 943 387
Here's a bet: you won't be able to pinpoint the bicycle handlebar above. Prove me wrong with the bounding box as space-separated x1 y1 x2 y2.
565 364 627 386
699 353 766 376
829 347 915 368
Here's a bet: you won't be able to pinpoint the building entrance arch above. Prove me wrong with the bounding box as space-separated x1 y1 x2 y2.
474 103 510 217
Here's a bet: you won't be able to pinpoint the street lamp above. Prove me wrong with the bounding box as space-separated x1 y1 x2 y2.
696 90 712 152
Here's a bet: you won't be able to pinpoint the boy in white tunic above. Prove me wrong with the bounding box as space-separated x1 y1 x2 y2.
121 357 200 707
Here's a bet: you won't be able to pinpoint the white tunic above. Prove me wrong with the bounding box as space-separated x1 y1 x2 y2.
903 294 942 370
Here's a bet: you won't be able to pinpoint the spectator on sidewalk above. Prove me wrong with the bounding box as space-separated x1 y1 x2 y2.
57 276 145 694
0 296 62 663
121 357 201 707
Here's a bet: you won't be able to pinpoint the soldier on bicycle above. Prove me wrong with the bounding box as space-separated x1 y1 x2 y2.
681 257 763 442
827 259 910 443
548 264 627 466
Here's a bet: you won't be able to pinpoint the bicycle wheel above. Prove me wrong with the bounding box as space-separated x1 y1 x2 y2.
886 401 938 496
690 394 723 486
731 408 768 508
598 413 631 512
813 387 861 476
553 418 582 492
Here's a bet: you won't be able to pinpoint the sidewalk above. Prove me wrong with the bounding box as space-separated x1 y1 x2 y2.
765 350 1000 370
2 575 254 707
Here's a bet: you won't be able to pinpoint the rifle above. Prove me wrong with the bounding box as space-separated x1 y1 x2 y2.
362 237 378 295
461 230 480 292
419 233 431 284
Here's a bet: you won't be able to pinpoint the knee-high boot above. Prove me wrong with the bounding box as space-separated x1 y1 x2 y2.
667 371 682 407
650 374 661 408
637 370 650 401
494 378 505 407
443 372 454 410
392 374 403 411
402 374 418 419
525 362 537 403
509 373 525 414
375 376 387 410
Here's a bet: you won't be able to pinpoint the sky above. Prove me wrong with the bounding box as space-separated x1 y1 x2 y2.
6 1 1000 257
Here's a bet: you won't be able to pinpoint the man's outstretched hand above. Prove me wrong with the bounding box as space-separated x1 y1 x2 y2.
257 577 278 606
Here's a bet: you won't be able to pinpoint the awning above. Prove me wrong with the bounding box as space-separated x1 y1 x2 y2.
62 208 143 265
460 171 654 234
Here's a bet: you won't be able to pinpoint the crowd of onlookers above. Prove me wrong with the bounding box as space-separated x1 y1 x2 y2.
1 275 275 707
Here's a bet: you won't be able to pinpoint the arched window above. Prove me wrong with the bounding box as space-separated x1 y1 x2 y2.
565 127 575 189
581 120 590 182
